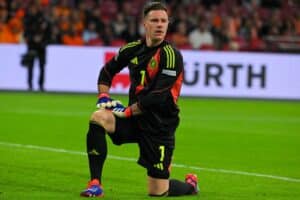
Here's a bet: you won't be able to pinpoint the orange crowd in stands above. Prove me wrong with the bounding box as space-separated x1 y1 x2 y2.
0 0 299 52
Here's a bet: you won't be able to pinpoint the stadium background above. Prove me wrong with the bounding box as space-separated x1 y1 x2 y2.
0 0 300 199
0 0 300 51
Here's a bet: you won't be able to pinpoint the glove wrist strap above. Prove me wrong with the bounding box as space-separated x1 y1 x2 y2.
124 107 133 118
98 92 109 98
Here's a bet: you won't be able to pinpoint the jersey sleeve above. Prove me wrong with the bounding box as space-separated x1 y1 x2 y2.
138 45 184 109
97 42 137 86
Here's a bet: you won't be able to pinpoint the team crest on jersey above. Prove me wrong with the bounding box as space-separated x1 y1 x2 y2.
150 58 157 69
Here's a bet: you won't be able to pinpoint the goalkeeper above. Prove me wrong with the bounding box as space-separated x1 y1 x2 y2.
80 2 199 198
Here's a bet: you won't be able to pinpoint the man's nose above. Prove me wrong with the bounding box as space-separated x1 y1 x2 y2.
157 21 164 27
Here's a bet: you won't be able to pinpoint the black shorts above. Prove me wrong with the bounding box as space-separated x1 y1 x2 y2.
108 116 175 179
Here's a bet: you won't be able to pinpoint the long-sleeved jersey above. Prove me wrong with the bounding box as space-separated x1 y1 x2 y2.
98 40 184 134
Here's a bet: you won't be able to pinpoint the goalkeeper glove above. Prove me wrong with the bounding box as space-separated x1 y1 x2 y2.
96 93 112 109
96 93 125 110
112 107 132 118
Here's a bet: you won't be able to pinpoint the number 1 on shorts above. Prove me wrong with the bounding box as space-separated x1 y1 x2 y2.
159 145 165 162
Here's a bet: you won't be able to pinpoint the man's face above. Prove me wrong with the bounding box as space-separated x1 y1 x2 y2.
144 10 169 43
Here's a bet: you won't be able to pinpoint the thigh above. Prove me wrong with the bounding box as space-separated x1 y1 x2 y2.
108 117 139 145
137 132 174 179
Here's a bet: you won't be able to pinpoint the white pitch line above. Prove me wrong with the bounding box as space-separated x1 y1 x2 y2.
2 109 300 123
0 141 300 183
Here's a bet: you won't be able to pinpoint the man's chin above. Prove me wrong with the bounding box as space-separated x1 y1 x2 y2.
153 36 165 42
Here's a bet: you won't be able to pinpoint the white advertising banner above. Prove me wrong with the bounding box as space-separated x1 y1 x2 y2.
181 50 300 99
0 44 299 100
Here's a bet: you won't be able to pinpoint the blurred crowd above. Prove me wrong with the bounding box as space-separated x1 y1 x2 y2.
0 0 300 52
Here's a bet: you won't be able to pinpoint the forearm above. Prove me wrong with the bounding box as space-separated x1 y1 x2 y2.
98 84 110 94
129 103 142 116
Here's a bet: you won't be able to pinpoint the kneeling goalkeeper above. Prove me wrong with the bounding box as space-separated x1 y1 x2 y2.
80 2 199 198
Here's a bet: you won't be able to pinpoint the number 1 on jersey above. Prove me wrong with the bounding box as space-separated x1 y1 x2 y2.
140 70 146 86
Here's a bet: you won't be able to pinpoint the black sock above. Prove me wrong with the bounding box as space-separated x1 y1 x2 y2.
168 179 194 196
86 123 107 183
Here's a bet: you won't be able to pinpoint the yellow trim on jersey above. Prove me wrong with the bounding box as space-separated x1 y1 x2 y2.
120 40 141 52
163 45 175 69
130 56 138 65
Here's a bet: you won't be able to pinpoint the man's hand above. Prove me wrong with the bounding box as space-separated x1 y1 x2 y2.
97 93 125 110
112 107 132 118
96 93 112 109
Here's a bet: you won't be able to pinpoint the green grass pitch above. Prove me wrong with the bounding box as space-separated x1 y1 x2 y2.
0 91 299 199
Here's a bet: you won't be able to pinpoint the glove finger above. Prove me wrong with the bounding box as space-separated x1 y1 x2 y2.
111 100 123 107
112 110 118 115
111 100 117 107
105 101 113 108
112 110 124 118
97 103 107 108
115 100 123 105
114 107 124 112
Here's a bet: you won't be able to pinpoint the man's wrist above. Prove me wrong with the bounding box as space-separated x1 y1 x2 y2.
98 92 109 98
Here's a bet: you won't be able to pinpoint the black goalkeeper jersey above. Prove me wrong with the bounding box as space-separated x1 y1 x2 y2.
98 40 184 134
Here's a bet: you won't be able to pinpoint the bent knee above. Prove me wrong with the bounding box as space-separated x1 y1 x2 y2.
90 109 115 132
90 109 111 125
